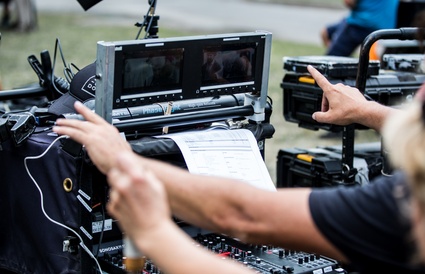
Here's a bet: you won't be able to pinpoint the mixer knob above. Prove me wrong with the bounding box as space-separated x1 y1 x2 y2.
278 249 284 258
283 266 294 273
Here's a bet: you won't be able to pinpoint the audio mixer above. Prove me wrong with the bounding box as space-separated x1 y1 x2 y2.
98 233 346 274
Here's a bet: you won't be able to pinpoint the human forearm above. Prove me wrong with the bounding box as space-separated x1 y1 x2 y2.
357 101 401 132
137 155 252 233
137 156 347 260
134 220 255 274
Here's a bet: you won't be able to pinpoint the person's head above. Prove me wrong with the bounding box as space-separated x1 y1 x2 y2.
383 98 425 263
382 11 425 263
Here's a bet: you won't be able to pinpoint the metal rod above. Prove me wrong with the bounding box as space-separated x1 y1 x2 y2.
114 105 254 132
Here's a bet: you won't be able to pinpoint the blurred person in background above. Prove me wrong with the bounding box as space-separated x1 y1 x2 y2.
321 0 399 57
0 0 11 27
0 0 37 31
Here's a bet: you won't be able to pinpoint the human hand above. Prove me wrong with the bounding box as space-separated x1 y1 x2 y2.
107 151 171 245
344 0 357 9
307 65 368 126
52 101 132 174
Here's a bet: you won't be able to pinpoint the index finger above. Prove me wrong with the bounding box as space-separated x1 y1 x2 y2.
307 65 332 91
73 101 109 125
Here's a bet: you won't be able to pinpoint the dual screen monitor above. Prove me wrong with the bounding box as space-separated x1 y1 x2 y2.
95 31 272 122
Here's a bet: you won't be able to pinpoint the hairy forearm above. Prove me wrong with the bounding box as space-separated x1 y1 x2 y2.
358 101 401 132
137 155 346 261
138 155 251 232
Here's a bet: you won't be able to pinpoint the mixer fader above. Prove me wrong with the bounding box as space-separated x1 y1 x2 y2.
190 233 346 274
97 232 346 274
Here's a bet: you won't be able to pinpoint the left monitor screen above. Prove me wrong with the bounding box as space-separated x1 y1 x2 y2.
122 48 184 95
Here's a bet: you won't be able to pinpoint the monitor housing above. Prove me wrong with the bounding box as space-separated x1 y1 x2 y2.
95 31 272 123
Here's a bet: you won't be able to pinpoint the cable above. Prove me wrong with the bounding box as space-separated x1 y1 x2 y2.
135 0 156 40
51 38 73 96
24 135 103 274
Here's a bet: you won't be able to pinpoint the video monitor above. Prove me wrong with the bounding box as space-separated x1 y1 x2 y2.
121 48 184 97
95 31 271 122
201 44 255 87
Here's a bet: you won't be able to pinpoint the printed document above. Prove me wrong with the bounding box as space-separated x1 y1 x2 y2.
157 129 276 191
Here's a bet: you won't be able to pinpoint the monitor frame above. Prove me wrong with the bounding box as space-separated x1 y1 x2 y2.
95 31 272 123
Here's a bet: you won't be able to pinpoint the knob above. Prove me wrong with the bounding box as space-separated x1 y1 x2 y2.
283 265 294 273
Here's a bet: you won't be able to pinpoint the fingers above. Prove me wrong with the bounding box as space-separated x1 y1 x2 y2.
52 101 116 143
73 101 108 125
307 65 332 92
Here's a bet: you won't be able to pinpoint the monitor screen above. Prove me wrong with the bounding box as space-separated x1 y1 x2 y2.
122 48 184 95
201 44 256 87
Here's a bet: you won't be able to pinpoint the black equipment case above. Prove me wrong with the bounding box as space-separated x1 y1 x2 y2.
276 143 384 188
283 55 380 79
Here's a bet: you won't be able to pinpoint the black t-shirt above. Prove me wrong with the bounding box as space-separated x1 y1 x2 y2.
309 172 425 273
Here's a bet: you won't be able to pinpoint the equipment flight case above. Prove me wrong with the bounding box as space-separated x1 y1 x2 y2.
276 143 384 188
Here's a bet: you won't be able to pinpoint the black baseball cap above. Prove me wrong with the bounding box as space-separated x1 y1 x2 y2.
48 62 96 116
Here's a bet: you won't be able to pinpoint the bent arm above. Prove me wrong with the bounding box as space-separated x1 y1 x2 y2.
138 155 347 262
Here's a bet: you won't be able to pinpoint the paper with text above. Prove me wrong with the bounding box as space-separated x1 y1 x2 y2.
157 129 276 191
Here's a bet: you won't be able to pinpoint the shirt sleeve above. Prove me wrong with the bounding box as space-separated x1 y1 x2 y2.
309 172 423 273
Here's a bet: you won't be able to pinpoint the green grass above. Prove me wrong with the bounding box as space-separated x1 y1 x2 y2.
0 12 379 181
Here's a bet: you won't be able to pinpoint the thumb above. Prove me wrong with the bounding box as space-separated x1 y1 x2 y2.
312 111 331 124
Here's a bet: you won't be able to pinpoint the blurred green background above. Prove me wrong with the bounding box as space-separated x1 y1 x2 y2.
0 8 379 181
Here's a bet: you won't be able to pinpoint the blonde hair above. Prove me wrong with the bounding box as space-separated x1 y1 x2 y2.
383 100 425 209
